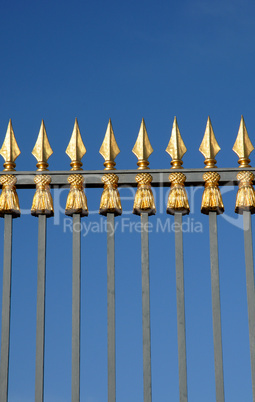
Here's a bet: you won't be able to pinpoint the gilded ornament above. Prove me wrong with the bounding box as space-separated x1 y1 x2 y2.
235 171 255 214
167 172 189 215
0 120 21 217
99 173 122 216
99 119 120 170
31 121 54 217
0 119 20 171
233 116 255 214
199 117 220 168
31 175 54 217
99 119 122 215
65 118 88 216
166 116 187 169
199 117 224 214
201 172 224 215
166 117 189 214
132 118 153 169
32 120 53 171
132 119 156 215
133 172 156 216
66 118 86 170
0 175 20 218
233 116 254 168
65 174 88 216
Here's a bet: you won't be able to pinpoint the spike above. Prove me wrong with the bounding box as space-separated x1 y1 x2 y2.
66 118 86 170
99 119 120 170
233 116 254 168
132 118 153 169
0 119 20 171
32 120 53 171
199 117 220 168
166 117 187 169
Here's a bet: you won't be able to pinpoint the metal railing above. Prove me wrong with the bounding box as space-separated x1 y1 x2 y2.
0 117 255 402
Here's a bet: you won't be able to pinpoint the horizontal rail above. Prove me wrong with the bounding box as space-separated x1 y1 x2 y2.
0 167 254 188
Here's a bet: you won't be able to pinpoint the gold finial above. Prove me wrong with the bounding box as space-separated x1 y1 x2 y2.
233 116 254 168
166 116 187 169
132 118 153 169
66 118 86 170
0 119 20 171
199 117 220 168
99 119 120 170
32 120 53 171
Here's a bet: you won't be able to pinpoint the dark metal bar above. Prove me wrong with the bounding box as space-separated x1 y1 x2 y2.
141 212 152 402
72 214 81 402
2 167 255 189
107 213 116 402
174 213 188 402
0 214 13 402
209 212 225 402
243 211 255 401
35 214 47 402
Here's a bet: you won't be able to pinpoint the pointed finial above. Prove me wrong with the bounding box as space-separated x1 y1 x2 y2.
32 120 53 171
199 117 221 168
132 118 153 169
66 118 86 170
0 119 20 171
233 116 254 168
99 119 120 170
166 117 187 169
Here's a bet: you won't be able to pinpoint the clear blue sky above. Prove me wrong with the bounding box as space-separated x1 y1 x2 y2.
0 0 255 401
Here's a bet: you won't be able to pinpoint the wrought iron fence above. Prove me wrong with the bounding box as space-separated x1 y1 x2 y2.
0 116 255 402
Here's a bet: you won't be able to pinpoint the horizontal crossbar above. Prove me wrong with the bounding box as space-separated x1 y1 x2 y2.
0 167 254 188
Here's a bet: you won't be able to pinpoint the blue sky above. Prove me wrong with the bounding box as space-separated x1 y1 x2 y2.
0 0 255 401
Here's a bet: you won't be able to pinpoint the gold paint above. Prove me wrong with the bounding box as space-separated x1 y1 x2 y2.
65 174 88 217
65 119 88 215
165 117 189 213
66 118 86 170
167 172 190 215
133 173 156 216
99 120 122 214
0 174 20 218
201 172 224 215
0 119 20 171
199 117 220 168
99 119 120 170
32 120 53 171
99 173 122 216
132 118 153 169
31 175 54 217
132 120 155 214
235 171 255 214
166 117 187 169
233 116 254 168
233 118 255 213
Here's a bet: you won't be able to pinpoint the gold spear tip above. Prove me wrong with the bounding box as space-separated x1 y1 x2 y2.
99 118 120 170
66 118 86 170
233 115 254 168
0 119 21 171
132 118 153 169
166 116 187 169
32 119 53 171
199 116 221 168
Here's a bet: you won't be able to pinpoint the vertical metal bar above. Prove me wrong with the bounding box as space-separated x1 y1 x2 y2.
0 214 13 402
141 212 152 402
174 213 188 402
209 211 225 402
35 214 47 402
107 213 116 402
243 211 255 401
72 214 81 402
